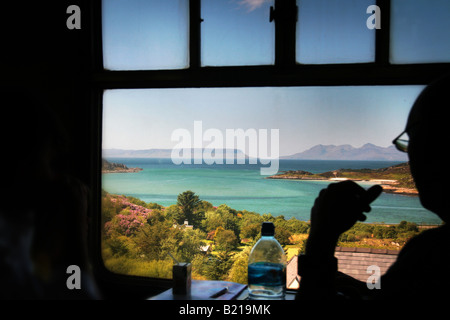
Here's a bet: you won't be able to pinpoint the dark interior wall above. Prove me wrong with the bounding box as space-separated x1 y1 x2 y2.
0 2 165 299
1 1 92 186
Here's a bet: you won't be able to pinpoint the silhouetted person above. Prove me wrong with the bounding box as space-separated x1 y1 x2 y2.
296 74 450 300
0 89 99 299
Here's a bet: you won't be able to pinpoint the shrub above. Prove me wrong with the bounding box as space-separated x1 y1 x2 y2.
215 229 239 251
228 247 251 284
103 256 172 279
105 208 150 237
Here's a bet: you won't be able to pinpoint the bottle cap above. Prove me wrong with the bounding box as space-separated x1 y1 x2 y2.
261 222 275 236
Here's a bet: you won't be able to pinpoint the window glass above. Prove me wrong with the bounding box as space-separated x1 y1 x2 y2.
296 0 376 64
102 0 189 70
201 0 274 66
101 86 439 281
390 0 450 64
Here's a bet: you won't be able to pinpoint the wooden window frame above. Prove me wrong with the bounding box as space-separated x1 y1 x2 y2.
88 0 450 291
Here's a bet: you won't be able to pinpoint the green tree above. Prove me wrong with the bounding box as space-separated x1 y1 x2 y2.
147 208 165 225
383 226 398 239
179 229 207 262
228 247 251 284
240 223 260 241
177 190 202 227
191 254 208 279
261 213 276 222
101 194 122 226
215 250 234 280
134 221 182 260
106 235 132 256
126 196 147 207
216 204 240 239
164 204 184 224
298 238 308 255
239 211 263 239
284 218 310 234
215 229 239 251
397 221 418 232
196 200 214 212
202 211 224 233
204 250 234 280
274 226 292 246
146 202 163 210
160 236 181 263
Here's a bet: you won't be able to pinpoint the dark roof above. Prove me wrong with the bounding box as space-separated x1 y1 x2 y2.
287 247 400 288
335 247 398 282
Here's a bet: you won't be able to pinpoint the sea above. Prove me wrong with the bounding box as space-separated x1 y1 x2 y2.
101 158 442 225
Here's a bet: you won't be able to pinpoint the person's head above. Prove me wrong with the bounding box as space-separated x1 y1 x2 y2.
404 74 450 222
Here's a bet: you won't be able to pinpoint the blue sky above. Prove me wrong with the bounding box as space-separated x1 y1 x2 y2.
102 86 424 156
102 0 190 69
201 0 274 66
101 0 449 156
296 0 375 64
102 0 450 68
391 0 450 63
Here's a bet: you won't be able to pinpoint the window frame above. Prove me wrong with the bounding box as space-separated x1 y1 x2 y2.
92 0 450 88
89 0 450 291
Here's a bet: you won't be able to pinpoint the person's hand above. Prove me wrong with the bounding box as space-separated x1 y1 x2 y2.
306 181 383 256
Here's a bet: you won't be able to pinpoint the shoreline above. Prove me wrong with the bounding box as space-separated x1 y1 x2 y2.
104 191 435 227
265 162 418 196
102 158 143 174
102 168 143 174
266 176 418 196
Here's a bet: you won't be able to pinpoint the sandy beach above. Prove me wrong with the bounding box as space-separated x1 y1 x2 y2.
267 175 418 196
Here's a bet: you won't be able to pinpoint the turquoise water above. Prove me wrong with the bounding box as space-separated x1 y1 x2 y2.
101 158 442 225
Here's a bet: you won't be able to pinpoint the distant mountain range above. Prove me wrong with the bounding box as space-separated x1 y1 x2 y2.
281 143 408 161
104 148 174 158
103 143 408 161
103 148 246 159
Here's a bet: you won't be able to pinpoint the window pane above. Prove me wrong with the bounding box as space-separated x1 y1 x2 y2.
101 86 436 281
296 0 376 64
102 0 188 70
201 0 274 66
390 0 450 64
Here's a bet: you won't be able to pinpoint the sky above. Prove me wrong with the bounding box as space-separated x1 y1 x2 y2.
102 0 190 69
101 0 449 156
102 0 450 68
296 0 375 64
201 0 274 66
102 85 424 157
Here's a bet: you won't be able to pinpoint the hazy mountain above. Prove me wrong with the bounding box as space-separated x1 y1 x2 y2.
102 148 246 159
281 143 408 161
104 143 407 161
103 149 173 158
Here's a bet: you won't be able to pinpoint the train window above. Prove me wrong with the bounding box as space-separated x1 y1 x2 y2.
93 0 450 291
296 0 376 64
390 0 450 64
100 85 434 281
201 0 274 66
102 0 189 70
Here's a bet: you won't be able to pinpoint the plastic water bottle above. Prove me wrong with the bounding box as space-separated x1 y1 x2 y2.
248 222 286 300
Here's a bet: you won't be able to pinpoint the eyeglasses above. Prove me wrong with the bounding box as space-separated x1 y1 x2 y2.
392 130 409 153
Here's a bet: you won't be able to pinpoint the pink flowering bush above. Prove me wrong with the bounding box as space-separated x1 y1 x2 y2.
104 195 153 236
